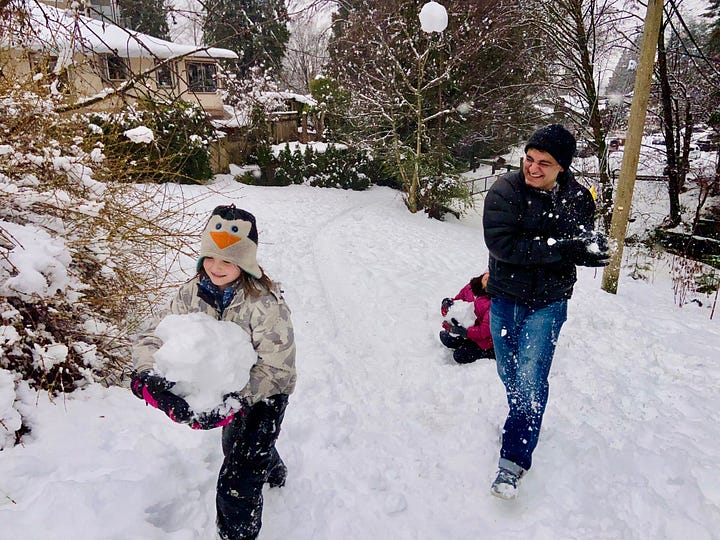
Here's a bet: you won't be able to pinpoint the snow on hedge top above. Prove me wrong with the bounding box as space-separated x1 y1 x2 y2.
8 1 237 60
124 126 155 144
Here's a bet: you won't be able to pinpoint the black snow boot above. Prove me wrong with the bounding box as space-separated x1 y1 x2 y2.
439 330 464 349
266 457 287 488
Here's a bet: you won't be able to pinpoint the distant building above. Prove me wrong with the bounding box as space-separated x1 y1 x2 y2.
3 1 319 173
3 1 237 118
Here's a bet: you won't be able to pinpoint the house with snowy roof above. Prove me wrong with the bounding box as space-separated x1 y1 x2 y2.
2 0 237 118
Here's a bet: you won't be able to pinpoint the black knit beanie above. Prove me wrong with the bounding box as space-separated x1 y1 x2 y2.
524 124 576 171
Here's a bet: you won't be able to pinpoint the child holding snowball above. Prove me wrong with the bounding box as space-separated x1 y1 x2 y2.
440 271 495 364
130 205 296 540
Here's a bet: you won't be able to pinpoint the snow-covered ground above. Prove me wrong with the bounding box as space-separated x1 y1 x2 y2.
1 177 719 539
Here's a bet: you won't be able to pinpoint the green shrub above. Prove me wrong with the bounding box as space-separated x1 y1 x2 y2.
84 99 214 184
308 146 370 190
419 174 472 220
274 144 306 186
241 143 371 191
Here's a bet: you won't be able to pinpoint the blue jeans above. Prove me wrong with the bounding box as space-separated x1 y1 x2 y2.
490 297 567 471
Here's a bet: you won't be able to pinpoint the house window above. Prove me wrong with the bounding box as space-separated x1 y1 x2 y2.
28 53 69 92
103 54 128 81
29 53 59 74
187 62 217 93
155 60 175 88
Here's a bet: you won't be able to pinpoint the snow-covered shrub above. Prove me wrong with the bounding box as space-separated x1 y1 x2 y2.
84 99 215 184
0 369 22 450
0 76 201 447
306 146 370 191
418 174 472 221
0 84 132 387
253 144 371 190
273 144 306 186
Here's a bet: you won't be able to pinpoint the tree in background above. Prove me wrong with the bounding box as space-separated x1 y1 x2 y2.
116 0 169 39
327 0 545 215
706 0 720 53
606 43 639 98
203 0 290 78
280 1 331 93
309 75 351 141
655 15 708 227
529 0 634 230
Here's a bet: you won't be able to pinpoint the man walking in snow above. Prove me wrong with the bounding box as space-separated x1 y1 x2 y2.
482 124 609 499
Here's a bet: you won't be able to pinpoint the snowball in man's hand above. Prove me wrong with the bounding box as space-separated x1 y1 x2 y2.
151 313 256 413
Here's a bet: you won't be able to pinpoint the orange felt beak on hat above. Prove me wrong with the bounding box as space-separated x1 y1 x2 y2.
210 230 242 250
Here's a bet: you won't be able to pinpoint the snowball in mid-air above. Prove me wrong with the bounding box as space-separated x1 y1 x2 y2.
419 1 448 33
151 313 256 413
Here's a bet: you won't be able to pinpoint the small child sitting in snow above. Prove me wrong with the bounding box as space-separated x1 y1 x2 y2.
440 271 495 364
130 204 296 540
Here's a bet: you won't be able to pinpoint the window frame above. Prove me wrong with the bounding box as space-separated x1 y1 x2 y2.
186 61 217 93
102 54 129 82
155 59 175 89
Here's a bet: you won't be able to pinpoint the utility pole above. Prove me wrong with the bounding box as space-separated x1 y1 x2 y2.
602 0 664 294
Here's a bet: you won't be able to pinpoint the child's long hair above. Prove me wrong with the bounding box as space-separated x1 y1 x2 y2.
235 266 274 298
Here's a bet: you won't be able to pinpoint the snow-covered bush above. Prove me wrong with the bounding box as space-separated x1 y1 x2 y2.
0 369 22 450
84 99 215 185
0 74 200 445
418 173 472 221
253 143 371 190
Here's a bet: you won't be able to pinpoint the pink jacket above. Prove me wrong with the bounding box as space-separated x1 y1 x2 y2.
453 284 493 350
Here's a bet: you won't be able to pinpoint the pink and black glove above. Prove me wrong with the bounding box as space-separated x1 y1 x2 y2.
131 371 194 424
448 322 468 338
190 393 250 430
151 391 194 424
441 298 454 317
131 371 173 399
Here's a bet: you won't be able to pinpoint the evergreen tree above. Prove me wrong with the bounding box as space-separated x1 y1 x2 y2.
203 0 290 77
116 0 169 39
705 0 720 54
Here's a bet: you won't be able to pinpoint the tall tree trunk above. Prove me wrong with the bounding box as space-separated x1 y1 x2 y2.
569 1 612 229
657 24 682 227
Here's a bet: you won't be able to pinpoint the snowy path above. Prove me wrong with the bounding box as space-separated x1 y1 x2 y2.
1 182 719 539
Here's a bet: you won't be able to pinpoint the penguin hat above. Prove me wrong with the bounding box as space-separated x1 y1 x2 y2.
197 205 262 279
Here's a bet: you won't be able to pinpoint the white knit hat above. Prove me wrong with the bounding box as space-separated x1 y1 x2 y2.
197 205 262 279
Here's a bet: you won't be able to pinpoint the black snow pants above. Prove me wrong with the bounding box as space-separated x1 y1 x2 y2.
216 394 288 540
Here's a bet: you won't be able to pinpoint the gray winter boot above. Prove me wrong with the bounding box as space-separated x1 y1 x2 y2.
490 459 526 500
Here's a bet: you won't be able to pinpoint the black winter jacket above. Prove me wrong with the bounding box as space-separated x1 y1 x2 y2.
483 169 596 306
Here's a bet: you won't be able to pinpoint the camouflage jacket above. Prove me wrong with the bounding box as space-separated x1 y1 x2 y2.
132 277 296 405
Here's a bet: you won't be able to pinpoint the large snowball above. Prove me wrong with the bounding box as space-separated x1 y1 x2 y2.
151 313 256 413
